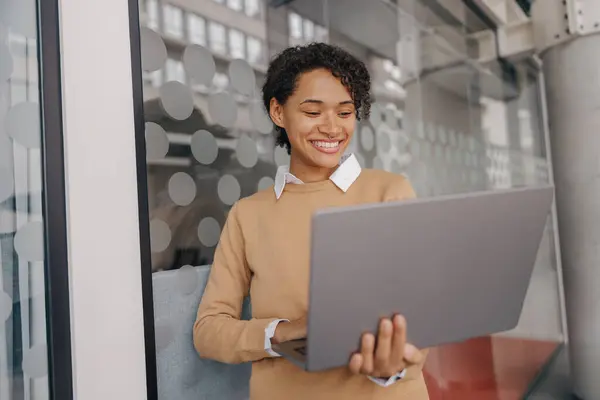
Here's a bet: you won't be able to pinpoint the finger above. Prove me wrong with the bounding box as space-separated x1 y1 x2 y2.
404 343 423 365
360 333 375 374
375 318 393 367
348 353 363 375
390 315 407 365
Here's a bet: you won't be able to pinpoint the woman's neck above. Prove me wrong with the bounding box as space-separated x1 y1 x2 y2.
289 155 337 183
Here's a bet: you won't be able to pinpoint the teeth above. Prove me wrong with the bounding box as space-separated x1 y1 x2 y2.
312 141 340 149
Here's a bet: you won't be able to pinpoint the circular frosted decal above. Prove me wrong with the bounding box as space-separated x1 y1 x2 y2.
168 172 196 206
22 344 48 378
150 219 171 253
145 122 169 160
6 102 40 148
257 176 274 191
208 92 238 128
14 221 44 262
0 166 14 203
373 156 384 170
396 135 409 152
154 322 175 353
0 44 13 82
249 100 272 134
176 265 200 294
377 131 392 154
159 81 194 121
140 27 167 72
391 159 402 174
198 217 221 247
236 135 258 168
369 103 384 127
228 59 256 96
385 108 397 129
1 291 12 322
217 175 241 206
183 44 216 86
360 126 374 151
274 146 290 166
191 130 218 165
355 152 365 167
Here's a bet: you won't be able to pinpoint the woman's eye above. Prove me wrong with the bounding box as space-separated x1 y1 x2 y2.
305 111 320 116
339 112 353 117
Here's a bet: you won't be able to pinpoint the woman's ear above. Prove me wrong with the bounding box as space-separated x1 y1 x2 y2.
269 98 285 129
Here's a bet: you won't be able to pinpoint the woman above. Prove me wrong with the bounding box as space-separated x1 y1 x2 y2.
194 43 429 399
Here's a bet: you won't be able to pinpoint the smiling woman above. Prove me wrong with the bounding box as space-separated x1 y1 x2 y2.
193 43 429 400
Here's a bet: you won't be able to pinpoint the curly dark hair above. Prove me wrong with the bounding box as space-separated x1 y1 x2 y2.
262 42 372 154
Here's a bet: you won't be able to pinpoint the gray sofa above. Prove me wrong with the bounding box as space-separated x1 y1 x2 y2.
152 265 252 400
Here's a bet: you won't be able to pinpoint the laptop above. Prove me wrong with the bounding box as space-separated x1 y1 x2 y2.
272 185 554 372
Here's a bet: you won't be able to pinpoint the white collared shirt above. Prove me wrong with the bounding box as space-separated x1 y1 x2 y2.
265 153 405 387
273 153 362 200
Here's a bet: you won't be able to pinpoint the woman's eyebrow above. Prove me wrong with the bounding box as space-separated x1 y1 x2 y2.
299 99 353 105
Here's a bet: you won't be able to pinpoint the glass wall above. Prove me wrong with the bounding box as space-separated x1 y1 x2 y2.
137 0 563 397
1 1 52 399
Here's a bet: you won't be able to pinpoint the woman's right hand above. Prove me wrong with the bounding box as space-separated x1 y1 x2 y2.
272 317 307 344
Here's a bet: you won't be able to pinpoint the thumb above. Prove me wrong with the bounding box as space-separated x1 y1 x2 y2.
403 343 423 364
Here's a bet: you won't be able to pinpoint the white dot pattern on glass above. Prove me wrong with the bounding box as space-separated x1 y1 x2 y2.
217 174 241 206
145 122 169 160
369 103 384 127
6 102 40 149
190 130 218 165
0 43 13 82
236 135 258 168
274 146 290 167
373 156 384 170
208 92 238 128
384 108 396 128
228 59 256 96
176 265 200 294
0 166 14 203
257 176 274 191
0 291 12 322
198 217 221 247
154 321 175 353
168 172 196 206
14 221 44 262
150 219 171 253
354 152 365 168
377 130 392 155
159 81 194 121
391 159 402 174
22 344 48 378
249 100 273 134
183 44 216 86
360 126 374 151
140 27 167 72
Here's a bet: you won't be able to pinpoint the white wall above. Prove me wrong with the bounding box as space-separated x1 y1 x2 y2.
59 0 148 398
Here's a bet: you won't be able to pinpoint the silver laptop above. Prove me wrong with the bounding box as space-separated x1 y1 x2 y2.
272 185 554 372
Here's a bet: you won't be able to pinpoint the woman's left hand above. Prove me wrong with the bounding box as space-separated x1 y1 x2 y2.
348 314 423 378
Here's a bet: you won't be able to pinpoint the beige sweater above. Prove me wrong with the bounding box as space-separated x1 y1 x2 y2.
194 169 430 400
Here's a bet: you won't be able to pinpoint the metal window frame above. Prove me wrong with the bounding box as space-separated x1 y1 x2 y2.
127 0 159 398
36 0 74 398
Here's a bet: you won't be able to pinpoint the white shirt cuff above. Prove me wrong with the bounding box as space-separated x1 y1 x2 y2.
264 319 289 357
368 369 407 387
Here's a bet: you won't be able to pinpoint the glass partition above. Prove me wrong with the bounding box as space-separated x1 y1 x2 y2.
1 1 54 399
137 0 564 398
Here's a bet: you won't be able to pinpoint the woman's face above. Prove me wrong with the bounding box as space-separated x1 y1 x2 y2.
270 68 356 169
